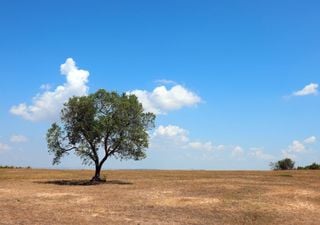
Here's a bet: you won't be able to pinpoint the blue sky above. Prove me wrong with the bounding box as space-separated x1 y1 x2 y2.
0 0 319 170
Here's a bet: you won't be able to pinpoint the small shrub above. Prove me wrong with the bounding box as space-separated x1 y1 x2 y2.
0 165 31 169
277 174 293 177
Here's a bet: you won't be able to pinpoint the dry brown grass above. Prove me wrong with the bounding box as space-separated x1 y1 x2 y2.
0 169 319 225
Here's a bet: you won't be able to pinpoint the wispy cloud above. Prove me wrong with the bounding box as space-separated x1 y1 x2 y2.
10 135 28 143
188 141 215 152
40 84 51 91
232 146 244 157
304 136 316 144
0 142 11 152
151 125 220 152
293 83 318 96
155 79 177 85
249 148 274 160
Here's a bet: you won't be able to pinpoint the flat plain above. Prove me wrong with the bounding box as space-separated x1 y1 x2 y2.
0 169 319 225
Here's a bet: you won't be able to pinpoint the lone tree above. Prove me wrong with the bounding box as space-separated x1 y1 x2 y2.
270 158 295 170
46 89 155 182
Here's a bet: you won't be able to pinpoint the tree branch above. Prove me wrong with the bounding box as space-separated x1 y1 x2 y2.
81 129 99 165
61 146 78 153
108 141 122 157
99 133 111 168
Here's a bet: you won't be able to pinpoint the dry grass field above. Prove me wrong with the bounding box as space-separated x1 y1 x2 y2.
0 169 319 225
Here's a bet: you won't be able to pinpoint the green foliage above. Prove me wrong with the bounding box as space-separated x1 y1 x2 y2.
270 158 295 170
46 89 155 180
297 162 320 170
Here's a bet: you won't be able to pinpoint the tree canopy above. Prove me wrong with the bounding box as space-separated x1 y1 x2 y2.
46 89 155 181
270 158 295 170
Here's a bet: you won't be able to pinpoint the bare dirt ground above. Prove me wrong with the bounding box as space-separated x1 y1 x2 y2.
0 169 319 225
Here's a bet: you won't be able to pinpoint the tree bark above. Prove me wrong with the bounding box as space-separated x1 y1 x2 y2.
91 164 103 182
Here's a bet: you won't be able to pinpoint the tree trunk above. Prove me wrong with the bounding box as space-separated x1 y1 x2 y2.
91 164 103 182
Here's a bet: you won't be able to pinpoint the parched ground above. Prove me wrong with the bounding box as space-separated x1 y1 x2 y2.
0 169 319 225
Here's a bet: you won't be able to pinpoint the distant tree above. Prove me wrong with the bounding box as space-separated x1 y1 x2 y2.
270 158 295 170
297 162 320 170
305 163 320 170
47 89 155 182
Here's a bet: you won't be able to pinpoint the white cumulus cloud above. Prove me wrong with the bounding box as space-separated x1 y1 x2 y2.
293 83 318 96
281 137 314 158
129 85 202 114
288 140 306 153
10 135 28 143
153 125 189 143
304 136 316 144
10 58 89 121
282 136 317 158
